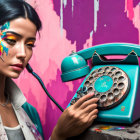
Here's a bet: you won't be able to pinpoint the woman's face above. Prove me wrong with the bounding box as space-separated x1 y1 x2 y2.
0 17 37 78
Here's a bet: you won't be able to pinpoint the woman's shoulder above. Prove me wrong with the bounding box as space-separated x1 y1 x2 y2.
22 102 44 139
22 102 41 125
22 102 37 114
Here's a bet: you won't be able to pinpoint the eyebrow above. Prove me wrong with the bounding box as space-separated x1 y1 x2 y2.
4 31 36 41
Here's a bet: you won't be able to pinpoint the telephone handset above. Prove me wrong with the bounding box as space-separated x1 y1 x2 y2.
61 43 140 124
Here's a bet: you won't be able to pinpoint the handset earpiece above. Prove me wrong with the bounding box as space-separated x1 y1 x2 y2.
61 52 90 82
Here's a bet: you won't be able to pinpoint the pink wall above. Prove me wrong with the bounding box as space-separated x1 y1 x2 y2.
15 0 140 139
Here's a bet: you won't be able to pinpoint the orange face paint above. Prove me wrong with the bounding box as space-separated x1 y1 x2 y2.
2 34 17 40
26 40 35 46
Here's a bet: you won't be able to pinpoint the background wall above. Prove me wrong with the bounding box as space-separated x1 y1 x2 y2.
15 0 140 139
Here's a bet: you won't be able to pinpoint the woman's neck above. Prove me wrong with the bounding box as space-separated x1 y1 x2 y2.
0 75 6 103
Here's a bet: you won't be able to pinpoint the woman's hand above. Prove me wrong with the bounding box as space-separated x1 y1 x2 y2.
51 93 99 140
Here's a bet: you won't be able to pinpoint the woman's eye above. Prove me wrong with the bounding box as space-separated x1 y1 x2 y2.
26 43 35 48
4 39 16 45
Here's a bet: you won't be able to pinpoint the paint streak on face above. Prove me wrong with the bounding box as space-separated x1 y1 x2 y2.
0 22 10 57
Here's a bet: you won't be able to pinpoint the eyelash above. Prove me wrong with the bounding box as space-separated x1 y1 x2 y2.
3 38 35 48
4 38 16 45
26 43 36 48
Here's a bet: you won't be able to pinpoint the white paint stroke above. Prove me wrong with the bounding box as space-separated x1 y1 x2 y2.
72 0 74 16
90 30 94 37
94 0 99 32
64 0 67 8
60 0 74 35
60 0 63 35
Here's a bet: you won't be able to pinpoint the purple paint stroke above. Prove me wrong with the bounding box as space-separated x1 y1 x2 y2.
53 0 94 51
133 0 140 7
93 0 139 45
44 68 82 140
53 0 139 51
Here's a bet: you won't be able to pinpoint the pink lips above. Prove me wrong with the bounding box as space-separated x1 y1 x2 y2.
11 64 24 71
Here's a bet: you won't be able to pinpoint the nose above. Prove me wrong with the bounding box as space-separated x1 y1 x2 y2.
16 43 26 59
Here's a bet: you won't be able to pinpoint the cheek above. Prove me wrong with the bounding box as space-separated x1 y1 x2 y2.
25 50 33 63
3 48 16 58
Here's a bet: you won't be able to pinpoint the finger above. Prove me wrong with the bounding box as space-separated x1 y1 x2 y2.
82 103 97 113
88 109 98 119
83 114 98 128
79 97 99 109
88 115 98 125
74 93 95 108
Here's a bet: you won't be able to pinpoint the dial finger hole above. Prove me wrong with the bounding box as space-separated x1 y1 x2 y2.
108 72 112 76
98 68 103 73
113 88 120 96
89 76 94 83
114 77 117 82
111 67 116 72
108 92 114 101
118 76 125 82
118 82 125 89
91 71 96 75
105 67 110 72
103 71 106 75
100 95 107 103
111 74 115 77
115 71 122 77
113 83 117 87
87 86 94 93
85 81 90 87
96 93 101 98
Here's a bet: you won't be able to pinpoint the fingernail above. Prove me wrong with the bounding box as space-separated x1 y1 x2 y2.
89 92 94 95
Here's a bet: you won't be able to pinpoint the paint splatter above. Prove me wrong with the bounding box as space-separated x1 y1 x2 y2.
0 22 10 56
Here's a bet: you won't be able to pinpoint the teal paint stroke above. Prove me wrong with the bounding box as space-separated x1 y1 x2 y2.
0 22 10 32
1 32 7 40
0 41 9 55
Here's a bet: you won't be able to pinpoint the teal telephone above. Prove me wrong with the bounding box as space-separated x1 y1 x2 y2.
61 43 140 124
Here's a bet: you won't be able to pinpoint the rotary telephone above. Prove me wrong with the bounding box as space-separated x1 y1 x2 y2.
61 43 140 124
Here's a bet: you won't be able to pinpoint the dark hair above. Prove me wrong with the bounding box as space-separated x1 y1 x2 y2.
0 0 42 31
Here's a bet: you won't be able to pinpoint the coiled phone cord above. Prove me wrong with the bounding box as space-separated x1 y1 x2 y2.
26 63 64 112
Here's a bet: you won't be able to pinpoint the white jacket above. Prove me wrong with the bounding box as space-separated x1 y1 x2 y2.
0 78 43 140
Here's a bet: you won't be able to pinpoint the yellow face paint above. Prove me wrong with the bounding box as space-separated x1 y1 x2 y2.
3 34 17 40
1 45 3 52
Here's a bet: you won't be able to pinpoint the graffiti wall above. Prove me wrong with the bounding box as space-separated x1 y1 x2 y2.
15 0 140 139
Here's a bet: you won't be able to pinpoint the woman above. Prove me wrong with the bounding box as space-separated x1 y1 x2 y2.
0 0 99 140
